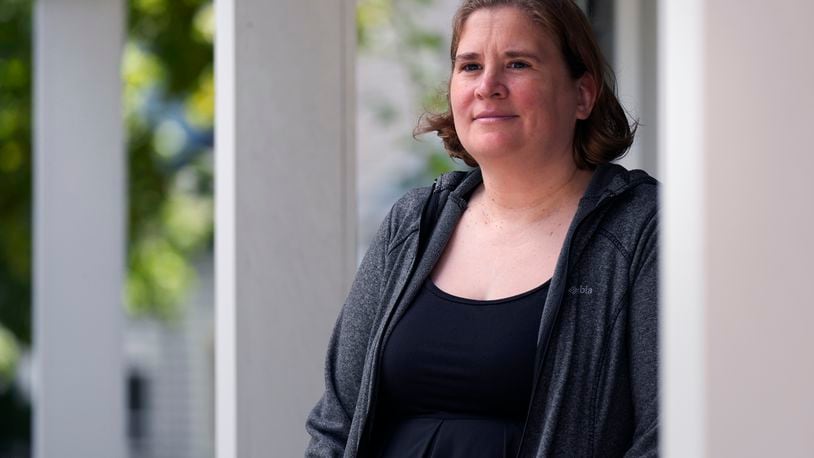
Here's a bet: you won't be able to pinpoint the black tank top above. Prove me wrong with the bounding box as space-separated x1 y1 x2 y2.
371 277 550 457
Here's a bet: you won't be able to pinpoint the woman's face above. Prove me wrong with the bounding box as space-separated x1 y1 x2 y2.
449 7 594 164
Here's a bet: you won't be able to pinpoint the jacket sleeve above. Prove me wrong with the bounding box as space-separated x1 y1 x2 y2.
305 207 394 457
624 211 659 457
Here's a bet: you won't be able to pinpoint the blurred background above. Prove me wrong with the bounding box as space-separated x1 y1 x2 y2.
7 0 813 457
1 1 645 456
2 0 216 456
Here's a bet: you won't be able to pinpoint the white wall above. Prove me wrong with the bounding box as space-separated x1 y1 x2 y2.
661 1 814 456
615 0 658 176
703 1 814 455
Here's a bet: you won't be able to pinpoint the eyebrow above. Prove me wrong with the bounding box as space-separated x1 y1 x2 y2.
453 52 480 62
505 50 542 62
453 50 542 63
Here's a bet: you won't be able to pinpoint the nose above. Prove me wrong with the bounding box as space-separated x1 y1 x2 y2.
474 67 507 99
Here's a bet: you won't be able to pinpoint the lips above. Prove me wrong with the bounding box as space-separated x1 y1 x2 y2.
473 110 518 121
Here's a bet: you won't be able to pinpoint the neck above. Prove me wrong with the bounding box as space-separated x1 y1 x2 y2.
474 152 593 225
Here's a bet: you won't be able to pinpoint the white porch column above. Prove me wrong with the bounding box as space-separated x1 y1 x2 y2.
33 1 126 457
661 1 814 456
215 0 356 456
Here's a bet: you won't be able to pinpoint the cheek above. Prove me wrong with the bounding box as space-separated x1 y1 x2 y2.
449 83 467 117
519 87 563 123
449 86 470 132
514 83 546 107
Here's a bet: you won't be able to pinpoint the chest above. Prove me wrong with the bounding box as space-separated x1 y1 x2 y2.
431 208 575 301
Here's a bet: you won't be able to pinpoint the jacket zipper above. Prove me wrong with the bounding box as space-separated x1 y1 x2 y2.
514 191 618 457
357 178 438 456
514 175 656 456
517 177 657 458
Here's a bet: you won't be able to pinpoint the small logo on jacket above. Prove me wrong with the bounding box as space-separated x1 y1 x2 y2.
568 285 593 295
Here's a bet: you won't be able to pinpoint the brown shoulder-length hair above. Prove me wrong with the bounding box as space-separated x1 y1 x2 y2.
416 0 635 169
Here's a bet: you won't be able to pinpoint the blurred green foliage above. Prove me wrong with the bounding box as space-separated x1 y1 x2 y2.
126 0 214 321
357 0 467 189
0 0 33 376
0 0 35 451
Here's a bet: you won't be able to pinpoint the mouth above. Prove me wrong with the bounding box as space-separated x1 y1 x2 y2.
473 113 518 122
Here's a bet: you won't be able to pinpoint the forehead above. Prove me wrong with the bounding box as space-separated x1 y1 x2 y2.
456 7 553 52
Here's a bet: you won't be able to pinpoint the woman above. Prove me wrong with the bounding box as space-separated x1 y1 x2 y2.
307 0 658 456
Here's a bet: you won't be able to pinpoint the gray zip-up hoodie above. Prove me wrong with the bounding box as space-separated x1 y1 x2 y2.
306 163 659 457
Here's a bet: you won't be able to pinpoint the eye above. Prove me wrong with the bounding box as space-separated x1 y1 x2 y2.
508 61 530 69
458 62 481 72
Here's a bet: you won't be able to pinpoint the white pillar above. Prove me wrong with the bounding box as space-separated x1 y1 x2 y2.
660 0 706 455
215 0 356 456
33 1 126 458
661 0 814 456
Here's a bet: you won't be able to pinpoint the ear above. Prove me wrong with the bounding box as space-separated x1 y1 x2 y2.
575 73 597 120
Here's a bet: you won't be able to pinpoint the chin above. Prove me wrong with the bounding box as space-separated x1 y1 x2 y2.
463 138 523 161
